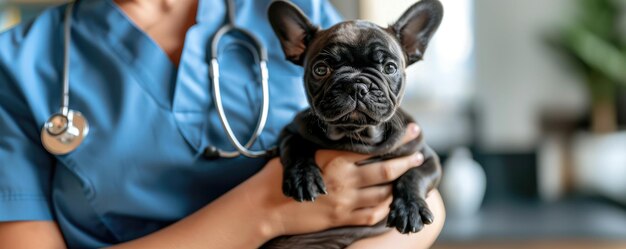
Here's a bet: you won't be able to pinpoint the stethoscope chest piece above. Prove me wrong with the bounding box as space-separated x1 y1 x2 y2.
41 110 89 155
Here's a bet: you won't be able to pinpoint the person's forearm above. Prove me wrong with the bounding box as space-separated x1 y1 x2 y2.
107 177 277 249
346 190 445 249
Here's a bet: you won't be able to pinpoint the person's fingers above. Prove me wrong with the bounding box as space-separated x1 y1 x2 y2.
400 123 421 145
347 196 393 226
315 149 372 167
352 185 392 209
355 152 424 187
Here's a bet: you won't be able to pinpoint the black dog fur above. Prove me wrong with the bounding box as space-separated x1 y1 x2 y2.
262 1 443 248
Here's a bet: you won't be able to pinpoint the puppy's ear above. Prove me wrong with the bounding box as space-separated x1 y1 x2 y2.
388 0 443 65
268 0 318 65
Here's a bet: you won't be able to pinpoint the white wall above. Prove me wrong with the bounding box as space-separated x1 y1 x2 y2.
474 0 588 152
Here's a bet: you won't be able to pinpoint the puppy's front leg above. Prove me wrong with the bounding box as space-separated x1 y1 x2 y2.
279 129 327 202
387 145 441 234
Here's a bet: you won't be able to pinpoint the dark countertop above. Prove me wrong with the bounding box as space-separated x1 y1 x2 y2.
439 197 626 242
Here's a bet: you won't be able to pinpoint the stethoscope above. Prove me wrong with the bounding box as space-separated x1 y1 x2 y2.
41 0 276 159
41 2 89 155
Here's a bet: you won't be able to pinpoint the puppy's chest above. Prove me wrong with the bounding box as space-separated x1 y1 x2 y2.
326 125 385 145
292 110 408 155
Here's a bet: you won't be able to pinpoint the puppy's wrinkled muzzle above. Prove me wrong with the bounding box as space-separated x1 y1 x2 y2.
315 72 394 126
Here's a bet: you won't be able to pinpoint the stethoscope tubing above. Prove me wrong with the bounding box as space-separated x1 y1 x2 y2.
208 12 274 158
60 1 72 116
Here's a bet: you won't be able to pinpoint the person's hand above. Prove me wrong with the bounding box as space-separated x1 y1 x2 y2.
247 123 424 237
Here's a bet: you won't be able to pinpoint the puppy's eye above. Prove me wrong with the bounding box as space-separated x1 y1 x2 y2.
313 62 330 77
383 62 397 74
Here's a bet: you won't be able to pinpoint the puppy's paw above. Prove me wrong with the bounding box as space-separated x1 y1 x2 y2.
386 197 433 234
282 160 327 202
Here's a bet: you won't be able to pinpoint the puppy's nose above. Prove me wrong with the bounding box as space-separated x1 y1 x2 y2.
352 83 369 98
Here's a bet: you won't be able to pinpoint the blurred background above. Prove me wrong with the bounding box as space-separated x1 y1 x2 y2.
2 0 626 248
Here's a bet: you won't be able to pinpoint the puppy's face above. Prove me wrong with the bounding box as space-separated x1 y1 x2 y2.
302 21 406 126
269 0 443 127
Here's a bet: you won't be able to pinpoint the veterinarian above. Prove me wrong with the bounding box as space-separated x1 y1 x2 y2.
0 0 444 248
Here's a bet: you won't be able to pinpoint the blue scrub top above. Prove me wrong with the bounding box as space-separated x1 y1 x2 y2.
0 0 341 247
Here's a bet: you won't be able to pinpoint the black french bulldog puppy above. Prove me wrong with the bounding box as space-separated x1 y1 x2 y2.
263 0 443 248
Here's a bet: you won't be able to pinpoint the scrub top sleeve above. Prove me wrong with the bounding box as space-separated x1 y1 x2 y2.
0 64 55 222
319 0 344 28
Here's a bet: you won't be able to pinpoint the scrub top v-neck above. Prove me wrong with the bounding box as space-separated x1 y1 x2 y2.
0 0 341 247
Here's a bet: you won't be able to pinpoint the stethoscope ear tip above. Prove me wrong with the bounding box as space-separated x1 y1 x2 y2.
264 147 279 159
202 146 221 159
202 146 279 160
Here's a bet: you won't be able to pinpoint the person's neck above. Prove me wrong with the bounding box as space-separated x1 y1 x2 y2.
114 0 191 13
113 0 198 65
